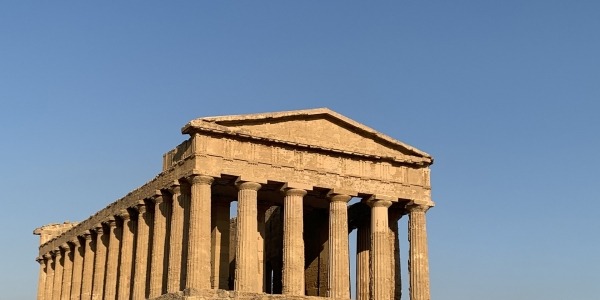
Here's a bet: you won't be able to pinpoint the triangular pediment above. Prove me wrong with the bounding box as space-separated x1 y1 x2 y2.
182 108 432 165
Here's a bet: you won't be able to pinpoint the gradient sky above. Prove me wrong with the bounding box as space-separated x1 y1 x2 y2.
1 1 599 299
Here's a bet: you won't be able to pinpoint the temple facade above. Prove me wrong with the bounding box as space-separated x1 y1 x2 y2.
34 108 434 300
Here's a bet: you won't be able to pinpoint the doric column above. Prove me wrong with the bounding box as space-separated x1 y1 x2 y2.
118 209 135 300
132 201 151 300
36 256 46 300
234 181 261 292
149 191 168 298
92 224 107 300
44 253 54 300
70 239 84 300
389 209 403 300
368 199 393 300
328 194 351 298
356 217 371 300
211 197 231 290
282 188 306 296
81 232 94 300
186 175 214 290
257 200 269 292
131 200 151 300
167 182 184 293
52 248 63 300
60 244 73 300
103 218 120 300
408 204 432 300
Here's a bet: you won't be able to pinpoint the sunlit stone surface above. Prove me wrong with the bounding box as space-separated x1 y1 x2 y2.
34 108 434 300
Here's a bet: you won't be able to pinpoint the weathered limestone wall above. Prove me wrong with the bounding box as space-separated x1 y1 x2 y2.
163 139 193 171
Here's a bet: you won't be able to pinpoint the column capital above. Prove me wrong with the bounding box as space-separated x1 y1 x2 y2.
103 217 117 228
329 193 351 203
60 243 71 252
135 200 147 214
406 203 431 213
36 256 44 263
151 190 164 203
282 188 307 197
71 238 81 247
53 247 62 257
367 199 392 208
43 253 52 260
236 181 261 191
118 209 131 220
188 174 214 185
168 181 181 194
94 224 104 234
83 231 93 240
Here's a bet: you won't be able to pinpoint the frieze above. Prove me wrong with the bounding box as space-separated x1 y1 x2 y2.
193 134 431 201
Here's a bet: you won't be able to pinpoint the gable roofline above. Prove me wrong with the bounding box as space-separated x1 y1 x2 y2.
182 108 433 165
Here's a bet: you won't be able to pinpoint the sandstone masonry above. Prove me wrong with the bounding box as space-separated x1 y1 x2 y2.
34 108 435 300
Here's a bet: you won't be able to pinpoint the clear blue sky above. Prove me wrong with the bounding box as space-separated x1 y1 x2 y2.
1 1 598 299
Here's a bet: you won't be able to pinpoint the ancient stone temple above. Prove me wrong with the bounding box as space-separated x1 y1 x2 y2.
34 108 434 300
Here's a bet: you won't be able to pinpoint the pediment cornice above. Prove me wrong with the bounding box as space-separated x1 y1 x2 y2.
182 108 433 166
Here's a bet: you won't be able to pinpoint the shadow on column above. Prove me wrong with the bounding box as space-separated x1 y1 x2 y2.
265 206 283 294
303 206 329 297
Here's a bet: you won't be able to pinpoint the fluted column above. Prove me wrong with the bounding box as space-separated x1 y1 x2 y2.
44 253 54 300
356 217 371 300
70 239 84 300
60 244 73 300
81 232 94 300
328 194 351 298
186 175 214 290
92 225 107 300
104 218 120 300
36 256 46 300
282 188 306 296
118 210 135 300
167 182 184 293
408 204 432 300
52 248 63 300
234 181 261 292
211 197 231 290
132 201 151 300
368 199 393 300
149 191 168 298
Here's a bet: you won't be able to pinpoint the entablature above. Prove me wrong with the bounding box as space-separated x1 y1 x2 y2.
190 133 432 204
38 155 196 256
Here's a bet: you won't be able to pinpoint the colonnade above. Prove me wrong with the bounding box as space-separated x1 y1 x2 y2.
36 175 431 300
